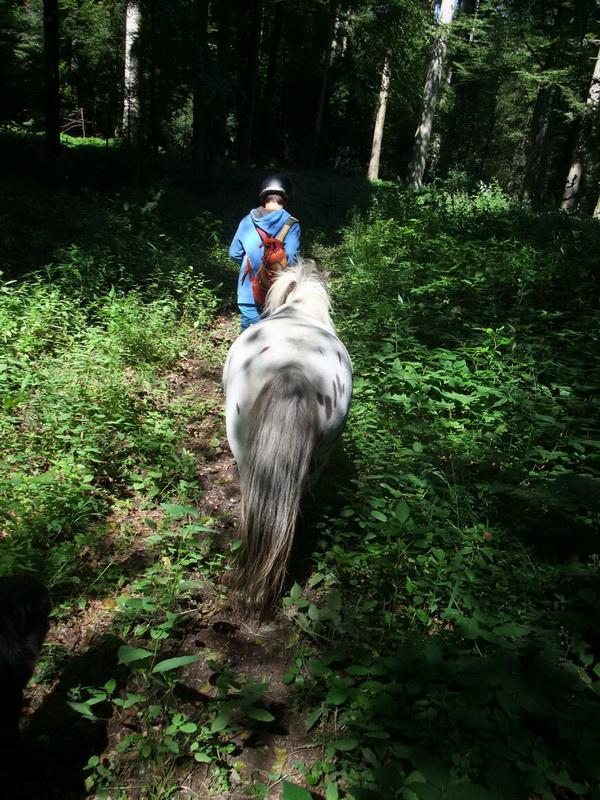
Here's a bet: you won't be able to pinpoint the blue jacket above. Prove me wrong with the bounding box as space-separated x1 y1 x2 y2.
229 208 301 306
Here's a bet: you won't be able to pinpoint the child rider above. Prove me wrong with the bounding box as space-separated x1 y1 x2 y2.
229 174 301 331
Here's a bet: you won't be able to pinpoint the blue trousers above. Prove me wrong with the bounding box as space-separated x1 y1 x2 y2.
238 303 262 331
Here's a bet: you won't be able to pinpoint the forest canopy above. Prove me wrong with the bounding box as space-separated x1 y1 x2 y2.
1 0 600 210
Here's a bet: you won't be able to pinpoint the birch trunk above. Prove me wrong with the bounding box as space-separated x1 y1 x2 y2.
122 0 141 142
368 53 391 181
407 0 458 189
561 44 600 210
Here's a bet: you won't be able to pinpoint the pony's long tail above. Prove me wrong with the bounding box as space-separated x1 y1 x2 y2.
232 366 319 615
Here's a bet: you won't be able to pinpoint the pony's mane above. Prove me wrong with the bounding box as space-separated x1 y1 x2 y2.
264 259 332 327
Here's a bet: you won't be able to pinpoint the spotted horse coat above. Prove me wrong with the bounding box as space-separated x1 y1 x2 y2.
222 261 353 613
223 302 352 484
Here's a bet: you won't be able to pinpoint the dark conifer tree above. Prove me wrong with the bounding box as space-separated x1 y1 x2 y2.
43 0 60 155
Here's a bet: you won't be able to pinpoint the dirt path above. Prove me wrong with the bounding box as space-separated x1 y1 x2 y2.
166 313 319 799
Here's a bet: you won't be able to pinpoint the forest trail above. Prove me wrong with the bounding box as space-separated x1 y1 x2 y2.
164 311 318 799
26 311 317 800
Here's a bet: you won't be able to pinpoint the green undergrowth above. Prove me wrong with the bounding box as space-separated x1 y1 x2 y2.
0 180 248 796
280 183 600 799
1 255 221 588
3 164 600 798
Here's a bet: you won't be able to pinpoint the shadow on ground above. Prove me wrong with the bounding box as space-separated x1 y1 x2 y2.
4 634 123 800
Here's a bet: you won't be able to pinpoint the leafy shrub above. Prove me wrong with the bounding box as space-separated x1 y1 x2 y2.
295 187 600 798
0 243 217 583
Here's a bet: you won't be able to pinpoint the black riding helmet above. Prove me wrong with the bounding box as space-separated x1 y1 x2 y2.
259 174 294 202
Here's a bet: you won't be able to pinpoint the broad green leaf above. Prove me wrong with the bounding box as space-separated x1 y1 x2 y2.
85 695 107 706
394 499 410 523
210 711 231 732
308 658 327 677
162 737 179 754
68 701 99 721
326 686 348 705
370 510 387 523
333 737 358 750
365 730 390 739
305 706 322 732
117 645 152 665
281 781 312 800
326 782 339 800
120 693 143 709
194 751 212 763
246 706 275 722
492 622 531 638
413 754 450 788
115 735 135 753
151 654 201 673
546 770 586 794
346 664 370 676
179 722 197 733
289 582 302 601
409 784 442 800
160 502 199 519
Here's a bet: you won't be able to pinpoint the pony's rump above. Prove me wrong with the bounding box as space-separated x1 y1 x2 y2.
231 366 319 613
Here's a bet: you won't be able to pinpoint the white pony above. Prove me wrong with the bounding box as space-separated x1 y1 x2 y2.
222 260 353 613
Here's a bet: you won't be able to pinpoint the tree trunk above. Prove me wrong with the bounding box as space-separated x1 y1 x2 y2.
240 0 264 166
521 3 569 206
407 0 458 189
43 0 60 156
436 0 479 178
522 84 556 206
213 0 231 158
561 43 600 210
258 1 285 164
368 52 391 181
478 80 498 181
192 0 210 176
313 1 338 164
148 0 159 155
122 0 141 143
